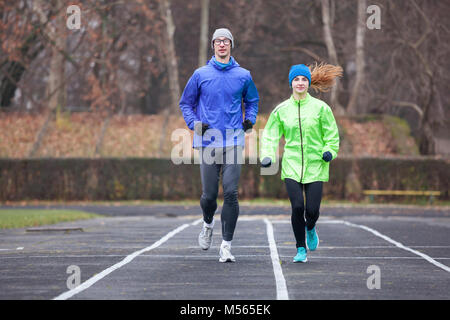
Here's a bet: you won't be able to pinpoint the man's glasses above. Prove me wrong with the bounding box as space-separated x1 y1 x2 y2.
213 39 231 46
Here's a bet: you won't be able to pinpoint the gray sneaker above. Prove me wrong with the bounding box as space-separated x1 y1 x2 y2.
198 225 213 250
219 244 235 263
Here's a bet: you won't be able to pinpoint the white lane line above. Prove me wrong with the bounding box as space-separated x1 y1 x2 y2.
187 245 450 249
272 220 335 224
335 220 450 273
3 254 450 260
264 218 289 300
0 247 24 251
53 221 194 300
191 218 203 226
287 256 450 260
188 245 399 249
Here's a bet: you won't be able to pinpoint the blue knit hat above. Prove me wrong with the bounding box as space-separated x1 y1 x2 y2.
289 64 311 87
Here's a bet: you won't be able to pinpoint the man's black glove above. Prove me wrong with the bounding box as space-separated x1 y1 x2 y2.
322 151 333 162
194 122 210 136
261 157 272 168
242 119 253 133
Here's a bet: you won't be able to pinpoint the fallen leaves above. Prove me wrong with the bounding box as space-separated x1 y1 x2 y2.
0 112 417 158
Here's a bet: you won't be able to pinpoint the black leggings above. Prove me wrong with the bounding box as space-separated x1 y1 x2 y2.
284 179 323 249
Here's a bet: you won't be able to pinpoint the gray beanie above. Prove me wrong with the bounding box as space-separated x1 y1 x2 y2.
211 28 234 49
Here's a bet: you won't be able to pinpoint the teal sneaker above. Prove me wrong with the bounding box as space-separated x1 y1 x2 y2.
293 247 307 263
306 226 319 251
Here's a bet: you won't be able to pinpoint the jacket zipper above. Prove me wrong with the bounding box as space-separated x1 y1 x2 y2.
297 100 304 183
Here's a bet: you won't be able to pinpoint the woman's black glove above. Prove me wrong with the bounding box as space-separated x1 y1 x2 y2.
242 119 253 133
261 157 272 168
194 122 210 136
322 151 333 162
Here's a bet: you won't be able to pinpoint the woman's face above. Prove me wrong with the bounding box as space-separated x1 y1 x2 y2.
292 76 309 95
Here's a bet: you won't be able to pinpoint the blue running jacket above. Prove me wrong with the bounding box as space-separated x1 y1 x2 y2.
179 56 259 148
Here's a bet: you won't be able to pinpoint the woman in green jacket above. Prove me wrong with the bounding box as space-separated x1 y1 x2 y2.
260 63 342 263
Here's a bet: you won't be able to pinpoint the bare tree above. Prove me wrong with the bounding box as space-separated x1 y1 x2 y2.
33 0 66 114
29 0 67 157
0 2 43 109
198 0 210 67
159 0 180 113
320 0 345 115
346 0 366 115
157 0 181 156
379 0 447 154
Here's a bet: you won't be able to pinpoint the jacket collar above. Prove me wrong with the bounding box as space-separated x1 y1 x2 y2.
291 93 311 105
208 55 239 71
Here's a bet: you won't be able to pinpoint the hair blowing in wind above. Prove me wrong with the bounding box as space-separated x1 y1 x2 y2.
309 62 343 92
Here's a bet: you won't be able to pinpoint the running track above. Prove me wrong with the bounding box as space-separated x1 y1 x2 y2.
1 205 449 300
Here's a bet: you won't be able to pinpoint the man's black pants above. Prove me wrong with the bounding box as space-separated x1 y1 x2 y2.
199 146 242 241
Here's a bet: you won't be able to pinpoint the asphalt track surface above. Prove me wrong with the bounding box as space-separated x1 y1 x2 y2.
1 204 449 301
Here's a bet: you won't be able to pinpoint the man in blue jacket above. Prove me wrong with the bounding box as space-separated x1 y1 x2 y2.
179 28 259 262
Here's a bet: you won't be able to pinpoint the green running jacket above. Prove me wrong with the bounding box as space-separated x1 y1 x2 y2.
260 93 340 183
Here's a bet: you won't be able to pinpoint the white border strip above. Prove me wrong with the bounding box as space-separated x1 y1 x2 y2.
336 220 450 273
264 218 289 300
53 221 197 300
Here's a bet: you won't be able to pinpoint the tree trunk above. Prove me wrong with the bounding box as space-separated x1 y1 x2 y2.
159 0 180 113
0 30 42 108
34 0 66 113
29 0 66 157
28 110 54 157
198 0 210 67
418 77 441 155
320 0 345 115
410 1 442 155
347 0 366 115
0 62 26 108
48 11 66 114
158 0 181 156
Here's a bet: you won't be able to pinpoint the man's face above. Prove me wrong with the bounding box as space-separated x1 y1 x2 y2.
213 36 231 60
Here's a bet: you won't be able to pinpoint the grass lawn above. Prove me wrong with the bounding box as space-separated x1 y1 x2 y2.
0 209 101 229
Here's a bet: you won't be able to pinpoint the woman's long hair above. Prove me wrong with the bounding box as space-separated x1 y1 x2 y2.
309 62 343 92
